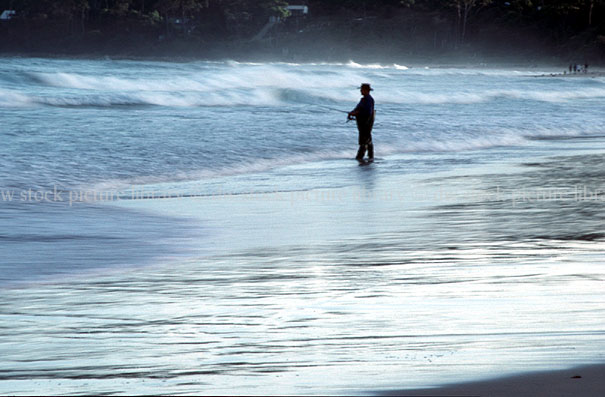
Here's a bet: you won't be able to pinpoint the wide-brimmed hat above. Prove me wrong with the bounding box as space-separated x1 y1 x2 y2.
359 83 373 91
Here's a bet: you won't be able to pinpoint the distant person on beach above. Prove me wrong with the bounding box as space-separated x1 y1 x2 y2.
348 83 375 162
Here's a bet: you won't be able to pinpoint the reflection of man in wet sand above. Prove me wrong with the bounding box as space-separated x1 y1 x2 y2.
348 83 375 162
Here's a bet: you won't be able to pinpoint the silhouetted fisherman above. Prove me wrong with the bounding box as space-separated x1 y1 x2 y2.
348 83 375 162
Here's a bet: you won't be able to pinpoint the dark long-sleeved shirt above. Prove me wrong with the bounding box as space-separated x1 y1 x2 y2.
353 94 374 121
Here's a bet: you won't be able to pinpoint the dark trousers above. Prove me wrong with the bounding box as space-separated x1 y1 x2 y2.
356 118 374 160
356 141 374 160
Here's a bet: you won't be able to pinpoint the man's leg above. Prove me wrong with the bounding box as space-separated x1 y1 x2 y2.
367 142 374 160
356 145 367 160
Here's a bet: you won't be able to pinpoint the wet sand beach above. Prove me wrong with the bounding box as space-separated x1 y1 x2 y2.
2 147 605 394
378 363 605 396
10 141 598 395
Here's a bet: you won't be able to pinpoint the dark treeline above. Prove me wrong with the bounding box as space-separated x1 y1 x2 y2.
0 0 290 37
0 0 603 62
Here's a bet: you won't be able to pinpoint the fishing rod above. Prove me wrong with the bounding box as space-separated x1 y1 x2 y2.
318 105 354 122
319 105 349 114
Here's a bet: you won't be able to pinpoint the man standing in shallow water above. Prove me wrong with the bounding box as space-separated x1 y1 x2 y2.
348 83 375 162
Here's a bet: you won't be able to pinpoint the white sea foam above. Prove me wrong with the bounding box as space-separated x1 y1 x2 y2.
18 62 604 109
376 88 605 105
32 64 364 91
347 61 388 69
5 84 605 109
0 88 33 107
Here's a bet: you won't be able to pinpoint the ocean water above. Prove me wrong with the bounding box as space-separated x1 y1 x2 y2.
1 57 604 395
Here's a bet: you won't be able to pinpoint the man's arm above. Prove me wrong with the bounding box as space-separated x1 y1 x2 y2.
348 98 364 120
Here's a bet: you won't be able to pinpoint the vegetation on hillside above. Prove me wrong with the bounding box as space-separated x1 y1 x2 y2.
0 0 603 61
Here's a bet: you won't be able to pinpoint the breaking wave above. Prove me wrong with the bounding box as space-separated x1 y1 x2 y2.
3 70 605 109
0 61 601 109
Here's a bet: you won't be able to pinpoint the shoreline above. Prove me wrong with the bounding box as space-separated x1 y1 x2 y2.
2 31 603 68
534 71 605 78
2 52 601 71
376 363 605 396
